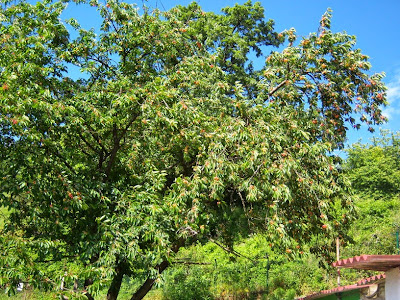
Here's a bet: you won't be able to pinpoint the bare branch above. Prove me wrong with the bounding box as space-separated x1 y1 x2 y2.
268 79 288 98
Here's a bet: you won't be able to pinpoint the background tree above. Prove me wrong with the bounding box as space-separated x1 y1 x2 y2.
0 0 387 299
344 130 400 256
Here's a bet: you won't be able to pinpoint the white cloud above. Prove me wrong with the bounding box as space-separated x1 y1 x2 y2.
387 85 400 102
383 74 400 120
382 106 400 120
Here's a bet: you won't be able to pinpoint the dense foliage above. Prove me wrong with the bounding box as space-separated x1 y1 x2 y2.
0 0 387 299
344 130 400 256
150 131 400 300
160 236 324 300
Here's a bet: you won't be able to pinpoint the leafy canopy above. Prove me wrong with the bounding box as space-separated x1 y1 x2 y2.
0 0 387 298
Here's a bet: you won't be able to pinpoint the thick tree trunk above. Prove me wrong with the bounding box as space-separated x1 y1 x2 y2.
107 266 125 300
130 261 169 300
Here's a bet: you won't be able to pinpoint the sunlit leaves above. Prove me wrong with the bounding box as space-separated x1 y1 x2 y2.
0 0 387 298
261 10 387 148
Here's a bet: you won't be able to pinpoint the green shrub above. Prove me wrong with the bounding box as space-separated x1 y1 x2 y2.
162 266 213 300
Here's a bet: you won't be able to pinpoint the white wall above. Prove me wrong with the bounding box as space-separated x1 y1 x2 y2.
385 267 400 300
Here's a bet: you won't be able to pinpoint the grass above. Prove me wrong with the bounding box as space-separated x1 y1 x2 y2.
0 289 55 300
0 287 164 300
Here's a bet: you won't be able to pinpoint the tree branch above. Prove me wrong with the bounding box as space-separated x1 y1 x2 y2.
45 146 76 175
84 123 109 155
268 79 288 98
105 124 119 178
88 54 119 78
78 131 100 154
105 114 138 178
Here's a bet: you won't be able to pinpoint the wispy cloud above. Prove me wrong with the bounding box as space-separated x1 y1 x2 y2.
382 73 400 119
382 106 400 120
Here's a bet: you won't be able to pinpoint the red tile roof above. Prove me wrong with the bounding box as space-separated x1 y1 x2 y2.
297 268 387 299
356 273 385 286
296 284 371 300
332 255 400 271
297 255 398 299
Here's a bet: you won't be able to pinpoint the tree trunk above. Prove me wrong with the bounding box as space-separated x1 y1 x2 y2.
107 266 125 300
130 239 185 300
130 261 169 300
84 279 95 300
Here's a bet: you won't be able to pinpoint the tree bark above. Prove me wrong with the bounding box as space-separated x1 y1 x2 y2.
84 279 95 300
107 265 125 300
130 239 185 300
130 261 169 300
83 254 99 300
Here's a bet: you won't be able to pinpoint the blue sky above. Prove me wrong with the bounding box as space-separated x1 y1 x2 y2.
61 0 400 149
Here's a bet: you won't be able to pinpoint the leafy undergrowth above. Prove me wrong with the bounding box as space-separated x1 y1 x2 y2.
156 236 337 300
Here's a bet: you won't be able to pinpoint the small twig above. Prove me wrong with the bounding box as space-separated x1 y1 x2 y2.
238 191 247 213
248 163 263 181
238 191 252 229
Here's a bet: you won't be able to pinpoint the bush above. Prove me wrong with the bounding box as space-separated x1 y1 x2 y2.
162 266 213 300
